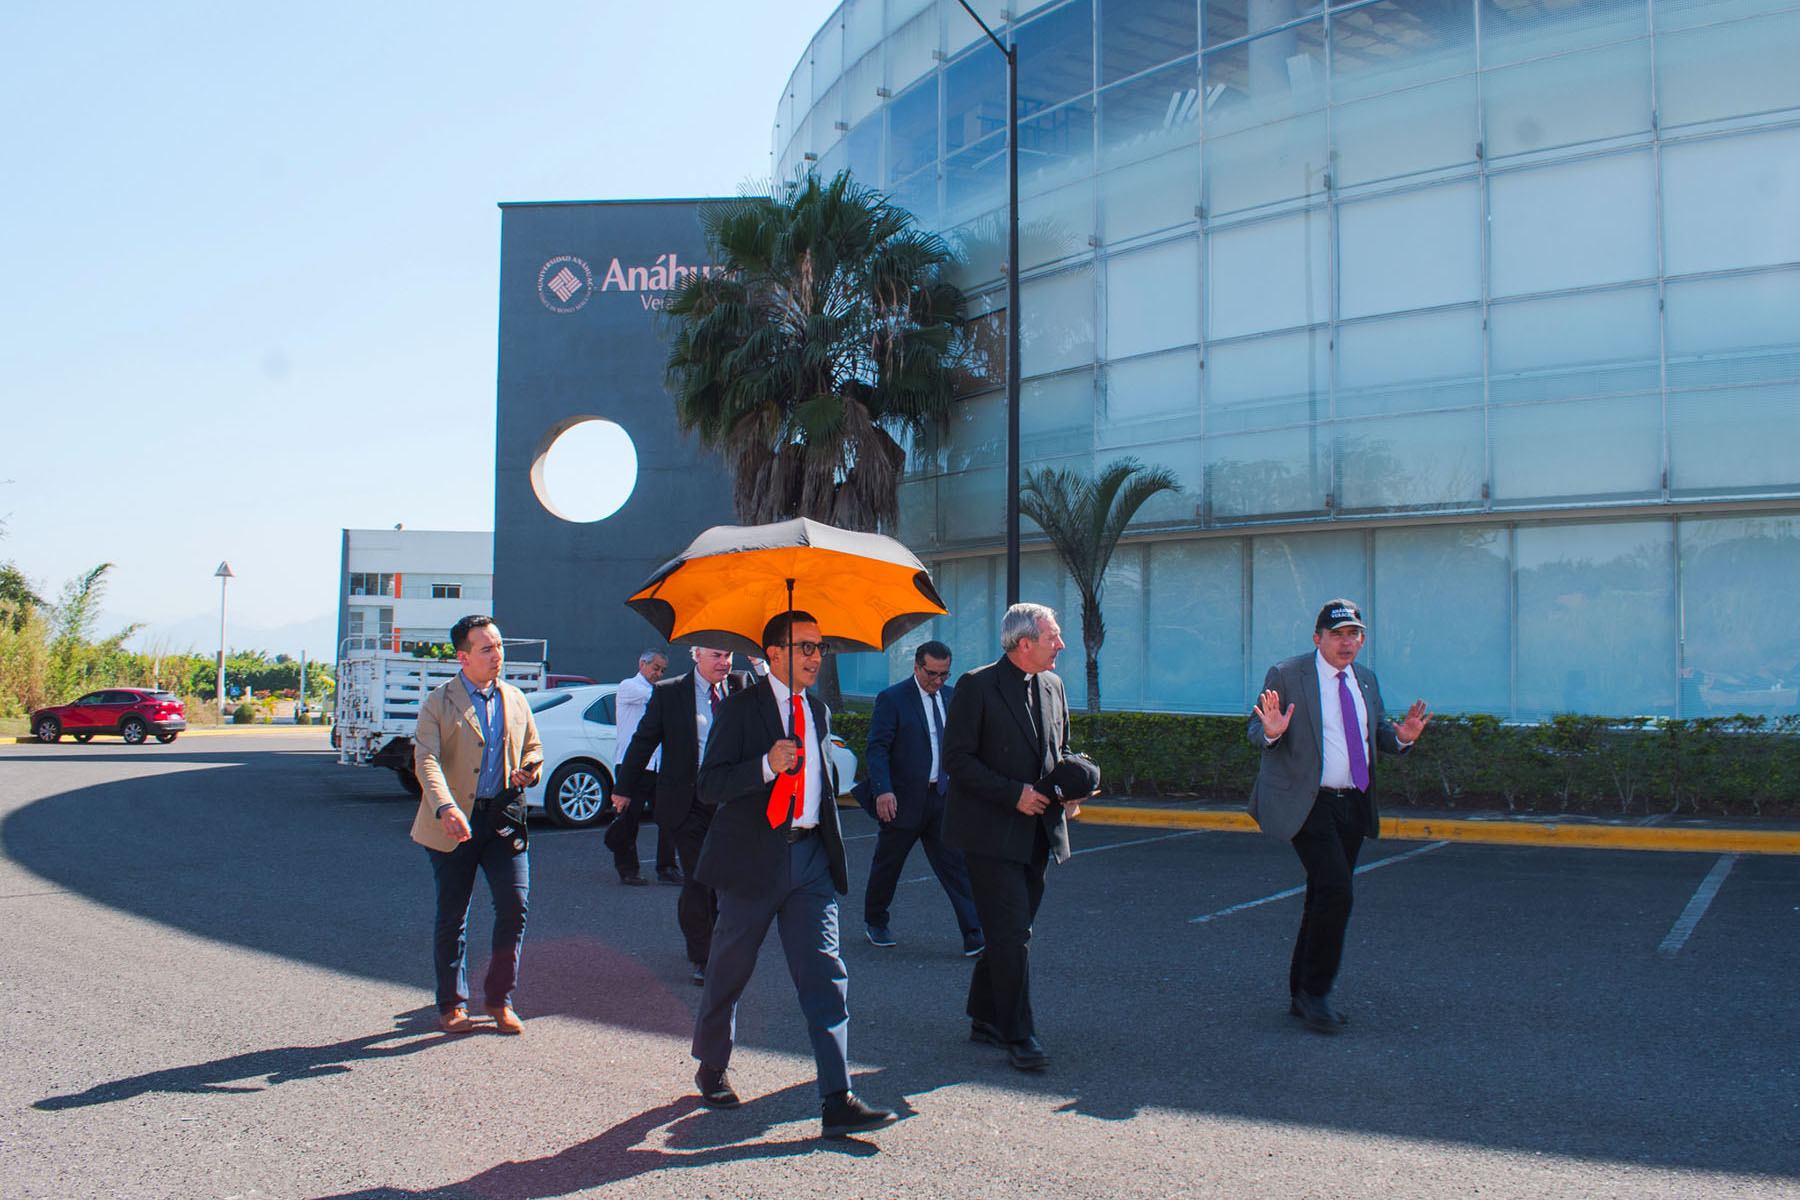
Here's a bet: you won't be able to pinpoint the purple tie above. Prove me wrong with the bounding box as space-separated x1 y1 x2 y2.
1337 671 1370 791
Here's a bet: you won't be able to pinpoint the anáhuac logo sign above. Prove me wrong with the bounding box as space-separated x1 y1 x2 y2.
599 253 730 311
537 255 594 313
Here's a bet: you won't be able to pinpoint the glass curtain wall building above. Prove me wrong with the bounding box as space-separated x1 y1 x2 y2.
772 0 1800 720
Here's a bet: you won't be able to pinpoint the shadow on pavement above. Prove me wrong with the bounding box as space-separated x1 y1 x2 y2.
308 1086 883 1200
5 744 1796 1181
34 1009 455 1110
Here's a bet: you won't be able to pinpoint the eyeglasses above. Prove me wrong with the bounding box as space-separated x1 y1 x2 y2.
919 668 950 680
785 641 825 658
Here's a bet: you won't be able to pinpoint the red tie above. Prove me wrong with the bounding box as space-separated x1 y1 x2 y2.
765 692 806 829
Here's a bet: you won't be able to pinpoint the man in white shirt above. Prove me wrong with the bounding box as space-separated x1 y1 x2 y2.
603 650 678 885
1247 599 1432 1033
688 611 896 1139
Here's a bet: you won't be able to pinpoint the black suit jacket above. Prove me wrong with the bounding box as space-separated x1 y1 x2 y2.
695 678 848 897
941 656 1073 865
861 677 955 831
613 670 749 831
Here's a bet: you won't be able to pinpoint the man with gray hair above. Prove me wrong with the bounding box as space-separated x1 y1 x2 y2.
941 602 1079 1072
605 649 678 886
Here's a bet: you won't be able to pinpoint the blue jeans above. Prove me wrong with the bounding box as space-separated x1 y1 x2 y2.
426 816 529 1012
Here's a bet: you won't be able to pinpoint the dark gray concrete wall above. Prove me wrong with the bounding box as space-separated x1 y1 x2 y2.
493 199 737 682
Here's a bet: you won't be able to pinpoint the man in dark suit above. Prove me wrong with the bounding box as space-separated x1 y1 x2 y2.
689 611 896 1139
859 640 983 956
603 650 678 886
611 644 743 986
1248 598 1431 1034
941 602 1078 1072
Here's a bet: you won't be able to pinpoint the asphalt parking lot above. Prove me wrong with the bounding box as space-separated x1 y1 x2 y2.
3 732 1796 1200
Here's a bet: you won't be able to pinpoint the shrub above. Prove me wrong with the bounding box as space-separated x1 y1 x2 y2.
232 703 256 724
831 705 1800 818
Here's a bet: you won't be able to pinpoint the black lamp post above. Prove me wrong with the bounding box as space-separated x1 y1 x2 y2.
953 0 1020 607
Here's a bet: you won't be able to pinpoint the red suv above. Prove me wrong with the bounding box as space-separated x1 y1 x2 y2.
31 689 187 745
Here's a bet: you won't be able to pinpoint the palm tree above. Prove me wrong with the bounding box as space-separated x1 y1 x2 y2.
663 171 968 704
1019 458 1181 713
663 170 968 532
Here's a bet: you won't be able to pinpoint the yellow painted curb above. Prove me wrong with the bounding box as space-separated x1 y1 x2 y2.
1076 803 1800 856
9 726 328 744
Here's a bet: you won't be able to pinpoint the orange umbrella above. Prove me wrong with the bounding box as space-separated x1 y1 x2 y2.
625 518 947 659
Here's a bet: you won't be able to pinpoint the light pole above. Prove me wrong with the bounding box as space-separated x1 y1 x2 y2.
953 0 1021 606
214 561 234 717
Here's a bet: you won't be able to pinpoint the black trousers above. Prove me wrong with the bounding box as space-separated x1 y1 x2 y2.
667 803 718 966
603 791 676 877
963 830 1050 1042
1288 789 1368 998
863 798 981 937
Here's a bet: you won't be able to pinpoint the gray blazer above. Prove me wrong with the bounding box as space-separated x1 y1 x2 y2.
1246 653 1410 843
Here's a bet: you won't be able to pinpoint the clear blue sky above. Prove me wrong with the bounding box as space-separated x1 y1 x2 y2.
0 0 840 657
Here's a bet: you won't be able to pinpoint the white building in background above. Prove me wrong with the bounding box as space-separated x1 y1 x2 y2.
335 528 493 656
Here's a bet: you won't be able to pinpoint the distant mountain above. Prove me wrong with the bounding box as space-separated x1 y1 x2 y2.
116 611 338 661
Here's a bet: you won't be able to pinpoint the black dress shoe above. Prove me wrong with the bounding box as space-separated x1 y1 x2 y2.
1006 1035 1049 1071
690 962 706 987
821 1090 897 1138
694 1065 739 1108
657 865 683 885
1289 994 1350 1026
865 924 896 947
969 1018 1005 1047
962 931 986 957
1292 990 1344 1034
619 873 649 887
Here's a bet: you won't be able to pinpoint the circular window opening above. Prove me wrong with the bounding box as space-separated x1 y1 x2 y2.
530 417 639 523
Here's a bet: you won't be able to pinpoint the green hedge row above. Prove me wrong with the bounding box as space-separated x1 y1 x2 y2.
830 710 1800 818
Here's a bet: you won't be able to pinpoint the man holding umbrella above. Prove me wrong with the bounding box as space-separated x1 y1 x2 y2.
690 611 898 1139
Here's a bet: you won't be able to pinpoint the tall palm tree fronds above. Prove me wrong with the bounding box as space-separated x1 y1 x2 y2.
1020 459 1182 713
663 170 969 532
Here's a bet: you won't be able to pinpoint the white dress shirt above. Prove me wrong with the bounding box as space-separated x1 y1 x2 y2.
761 675 823 828
693 673 722 762
612 671 659 772
915 679 946 786
1314 650 1370 790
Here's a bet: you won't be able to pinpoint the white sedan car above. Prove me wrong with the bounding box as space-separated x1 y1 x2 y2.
524 683 860 830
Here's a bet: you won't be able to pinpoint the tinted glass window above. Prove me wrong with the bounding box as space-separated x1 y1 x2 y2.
584 695 617 725
149 692 179 702
77 693 108 705
528 692 572 714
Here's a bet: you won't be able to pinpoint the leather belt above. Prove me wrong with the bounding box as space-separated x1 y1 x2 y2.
1316 787 1365 801
786 824 818 843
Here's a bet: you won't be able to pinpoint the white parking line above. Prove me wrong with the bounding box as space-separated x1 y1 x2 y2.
1657 853 1738 958
1188 840 1451 924
897 827 1207 885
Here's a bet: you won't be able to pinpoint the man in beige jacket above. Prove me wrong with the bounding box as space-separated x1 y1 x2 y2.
411 615 543 1034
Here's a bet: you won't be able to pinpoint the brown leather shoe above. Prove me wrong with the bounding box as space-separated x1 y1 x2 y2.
438 1006 473 1034
484 1004 524 1034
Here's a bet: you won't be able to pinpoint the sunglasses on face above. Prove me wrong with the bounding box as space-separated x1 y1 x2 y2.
919 668 950 680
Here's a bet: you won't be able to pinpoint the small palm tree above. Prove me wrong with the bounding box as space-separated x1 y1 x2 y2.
1020 458 1181 713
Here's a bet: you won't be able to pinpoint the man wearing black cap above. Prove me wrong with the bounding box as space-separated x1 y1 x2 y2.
1248 598 1431 1034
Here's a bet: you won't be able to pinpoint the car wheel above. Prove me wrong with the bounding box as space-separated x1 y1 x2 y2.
545 760 611 829
155 733 178 744
120 717 149 745
33 717 61 743
73 733 94 743
396 767 422 797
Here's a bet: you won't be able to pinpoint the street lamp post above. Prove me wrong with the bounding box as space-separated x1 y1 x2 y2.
953 0 1021 607
214 561 234 717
